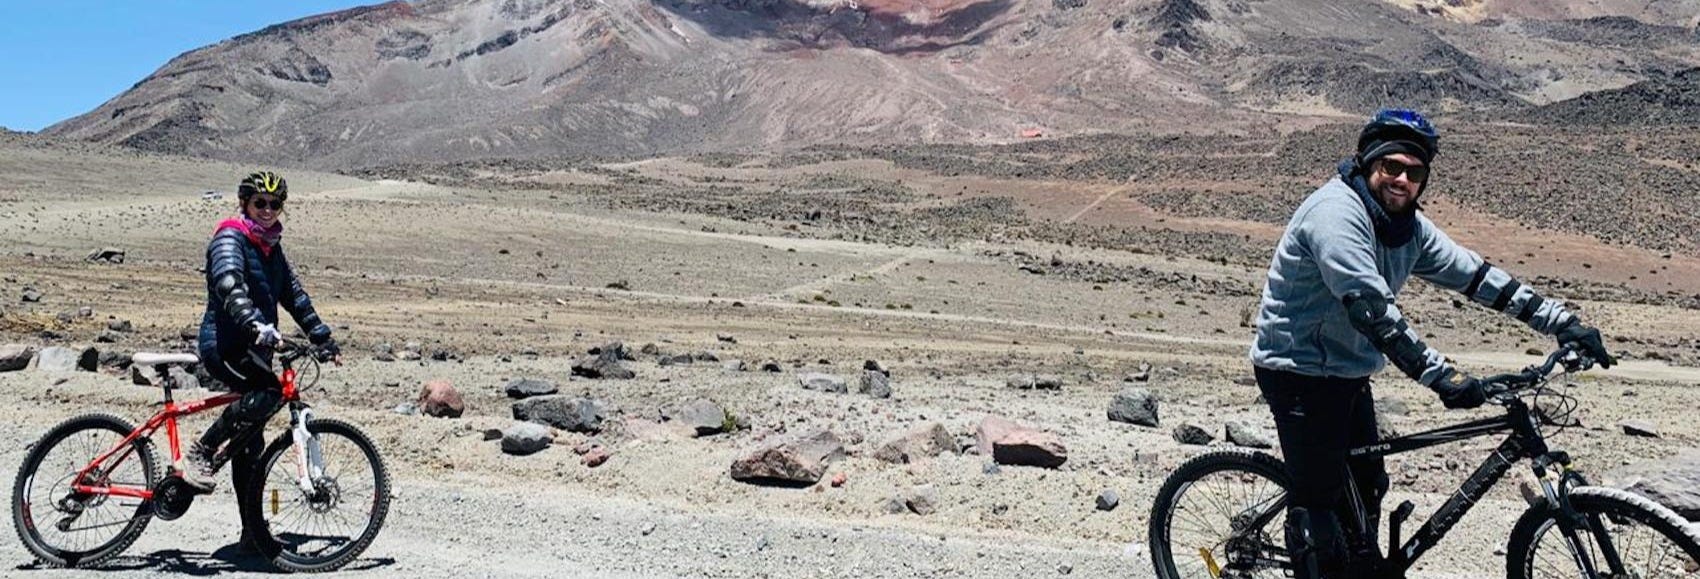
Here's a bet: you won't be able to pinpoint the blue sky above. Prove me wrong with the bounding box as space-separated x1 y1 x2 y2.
0 1 368 131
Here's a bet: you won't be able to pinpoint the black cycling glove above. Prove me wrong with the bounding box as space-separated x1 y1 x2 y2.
1434 369 1487 409
1554 320 1614 369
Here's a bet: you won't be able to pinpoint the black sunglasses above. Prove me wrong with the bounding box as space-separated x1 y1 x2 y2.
1375 159 1429 183
249 198 284 210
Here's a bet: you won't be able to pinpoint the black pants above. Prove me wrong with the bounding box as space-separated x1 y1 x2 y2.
202 349 283 541
1256 367 1388 579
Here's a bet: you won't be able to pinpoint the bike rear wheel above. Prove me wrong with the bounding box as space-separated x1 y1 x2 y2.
1507 486 1700 579
245 417 390 573
11 413 159 568
1149 450 1293 579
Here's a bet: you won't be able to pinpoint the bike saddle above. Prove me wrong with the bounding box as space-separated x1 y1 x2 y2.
132 352 200 367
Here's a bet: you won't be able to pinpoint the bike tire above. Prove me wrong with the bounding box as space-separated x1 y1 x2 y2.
244 417 391 573
1149 449 1293 579
1505 486 1700 579
11 413 160 568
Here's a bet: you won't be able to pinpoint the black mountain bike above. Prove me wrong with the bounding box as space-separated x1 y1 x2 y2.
1148 347 1700 578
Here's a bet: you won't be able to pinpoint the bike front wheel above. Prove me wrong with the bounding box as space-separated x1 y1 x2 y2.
1506 486 1700 579
244 417 391 573
1149 449 1293 579
11 413 159 568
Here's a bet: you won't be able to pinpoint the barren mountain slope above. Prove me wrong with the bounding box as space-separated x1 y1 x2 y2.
43 0 1700 168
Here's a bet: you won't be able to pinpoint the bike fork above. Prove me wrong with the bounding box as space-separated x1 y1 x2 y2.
1540 468 1624 578
288 405 323 494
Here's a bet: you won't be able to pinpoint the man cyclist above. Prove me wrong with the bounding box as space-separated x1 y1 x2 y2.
189 171 340 545
1248 108 1615 577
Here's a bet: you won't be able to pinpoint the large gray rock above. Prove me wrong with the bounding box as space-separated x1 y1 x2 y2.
0 344 34 372
873 422 955 464
1225 420 1274 449
503 377 558 399
860 370 892 398
667 398 728 437
86 247 126 263
1619 420 1660 438
902 484 939 515
1108 388 1160 427
571 355 635 379
976 416 1067 468
1172 422 1215 446
1607 451 1700 520
799 372 848 394
512 395 605 433
730 430 844 485
501 422 553 455
35 346 95 372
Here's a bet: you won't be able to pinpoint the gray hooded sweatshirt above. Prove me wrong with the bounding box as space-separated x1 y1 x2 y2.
1250 176 1576 388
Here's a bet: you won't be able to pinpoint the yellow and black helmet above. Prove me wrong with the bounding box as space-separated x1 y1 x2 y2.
238 171 288 201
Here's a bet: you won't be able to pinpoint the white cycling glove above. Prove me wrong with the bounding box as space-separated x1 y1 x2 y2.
252 323 284 347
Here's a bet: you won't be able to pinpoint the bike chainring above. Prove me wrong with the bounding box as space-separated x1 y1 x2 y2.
152 477 197 521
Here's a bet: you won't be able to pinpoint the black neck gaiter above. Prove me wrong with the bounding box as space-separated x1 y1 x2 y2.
1337 156 1418 248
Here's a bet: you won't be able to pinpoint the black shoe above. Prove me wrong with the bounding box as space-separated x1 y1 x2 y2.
181 443 219 492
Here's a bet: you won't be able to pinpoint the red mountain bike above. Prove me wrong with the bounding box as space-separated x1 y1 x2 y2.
11 340 390 572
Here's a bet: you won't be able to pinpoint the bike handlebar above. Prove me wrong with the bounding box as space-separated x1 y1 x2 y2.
1482 346 1590 400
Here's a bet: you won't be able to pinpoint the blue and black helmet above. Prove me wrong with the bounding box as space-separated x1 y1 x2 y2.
1356 108 1439 166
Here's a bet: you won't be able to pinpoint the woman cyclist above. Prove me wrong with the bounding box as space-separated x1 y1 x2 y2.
187 171 341 541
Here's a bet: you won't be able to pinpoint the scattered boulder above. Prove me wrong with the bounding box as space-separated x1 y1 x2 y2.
178 327 199 342
1225 420 1274 449
501 422 553 455
1606 451 1700 520
95 330 123 344
512 395 605 433
730 429 845 485
716 332 737 343
392 402 418 416
692 351 720 363
666 398 728 437
167 366 200 390
1108 388 1160 427
799 372 848 394
416 380 465 418
863 359 889 376
759 359 782 373
1620 420 1660 438
1126 371 1150 382
106 319 133 333
0 344 34 372
722 359 747 372
35 346 95 373
581 446 611 467
572 353 636 379
1172 422 1215 445
977 416 1067 468
586 341 634 361
1007 375 1064 390
1096 489 1121 511
130 366 153 385
639 343 662 356
21 288 43 303
86 248 126 263
658 353 694 366
503 377 558 399
902 484 939 515
860 370 892 398
872 422 955 464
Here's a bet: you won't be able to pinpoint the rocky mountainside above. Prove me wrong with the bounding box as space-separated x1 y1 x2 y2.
43 0 1700 168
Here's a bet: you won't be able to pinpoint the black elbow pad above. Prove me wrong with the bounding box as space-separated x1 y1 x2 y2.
1342 291 1432 382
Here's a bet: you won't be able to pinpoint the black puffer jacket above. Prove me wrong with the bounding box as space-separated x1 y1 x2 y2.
196 219 330 370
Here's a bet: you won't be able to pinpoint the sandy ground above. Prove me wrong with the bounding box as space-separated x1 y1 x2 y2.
2 148 1697 577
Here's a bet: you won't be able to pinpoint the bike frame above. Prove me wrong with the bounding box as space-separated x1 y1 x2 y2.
1235 394 1615 576
68 366 303 501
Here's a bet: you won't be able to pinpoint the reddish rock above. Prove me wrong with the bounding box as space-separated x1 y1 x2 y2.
581 447 611 467
417 380 465 418
730 430 845 485
830 472 848 487
977 416 1067 468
